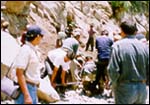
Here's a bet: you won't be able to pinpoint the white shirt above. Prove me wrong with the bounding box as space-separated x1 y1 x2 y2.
47 48 71 72
83 60 96 74
14 42 41 84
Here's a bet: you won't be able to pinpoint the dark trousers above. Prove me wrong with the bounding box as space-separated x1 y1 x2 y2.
92 59 109 92
85 37 94 51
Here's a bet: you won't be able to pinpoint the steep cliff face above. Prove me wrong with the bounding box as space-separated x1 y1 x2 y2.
1 1 115 60
1 1 30 36
1 1 149 38
1 1 149 60
1 1 114 35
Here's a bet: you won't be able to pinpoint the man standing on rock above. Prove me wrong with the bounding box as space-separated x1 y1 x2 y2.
107 19 149 104
93 30 113 94
85 24 96 52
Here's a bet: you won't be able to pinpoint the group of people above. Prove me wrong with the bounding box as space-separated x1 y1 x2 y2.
1 20 82 104
1 16 149 104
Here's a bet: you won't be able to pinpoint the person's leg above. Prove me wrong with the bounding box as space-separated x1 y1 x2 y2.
114 83 138 104
92 61 104 95
93 61 101 86
15 91 24 104
102 60 109 88
27 84 38 104
55 67 62 84
91 37 94 51
55 67 62 93
98 61 106 93
15 83 38 104
85 38 90 51
134 83 147 104
55 66 67 94
95 60 106 83
88 37 92 51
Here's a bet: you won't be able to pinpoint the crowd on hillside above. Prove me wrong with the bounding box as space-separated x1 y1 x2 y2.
1 16 149 104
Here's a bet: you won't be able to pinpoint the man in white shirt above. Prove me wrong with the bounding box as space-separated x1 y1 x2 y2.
42 37 79 94
45 48 75 90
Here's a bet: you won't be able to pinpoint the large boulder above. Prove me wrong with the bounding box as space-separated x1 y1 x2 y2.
5 1 31 15
1 1 31 37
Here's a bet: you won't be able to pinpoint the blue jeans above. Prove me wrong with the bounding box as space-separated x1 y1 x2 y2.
114 82 147 104
15 83 38 104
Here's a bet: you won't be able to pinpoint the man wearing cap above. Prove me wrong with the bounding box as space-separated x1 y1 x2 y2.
41 36 79 95
14 25 45 104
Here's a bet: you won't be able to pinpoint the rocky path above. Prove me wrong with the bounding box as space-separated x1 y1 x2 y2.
51 89 114 104
51 86 149 104
1 86 149 104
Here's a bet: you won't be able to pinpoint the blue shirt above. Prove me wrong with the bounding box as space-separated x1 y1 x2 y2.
107 35 149 85
96 35 113 60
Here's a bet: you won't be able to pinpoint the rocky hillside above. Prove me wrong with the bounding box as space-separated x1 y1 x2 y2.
1 1 149 61
1 1 149 104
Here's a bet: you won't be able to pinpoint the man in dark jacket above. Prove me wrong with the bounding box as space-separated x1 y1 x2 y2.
107 19 149 104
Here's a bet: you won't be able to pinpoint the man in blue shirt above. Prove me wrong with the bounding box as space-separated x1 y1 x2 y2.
92 30 113 94
107 20 149 104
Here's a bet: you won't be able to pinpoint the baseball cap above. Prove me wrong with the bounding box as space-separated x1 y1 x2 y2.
26 25 45 38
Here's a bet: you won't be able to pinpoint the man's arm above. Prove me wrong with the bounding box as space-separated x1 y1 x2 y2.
61 70 66 86
107 46 120 88
50 66 58 88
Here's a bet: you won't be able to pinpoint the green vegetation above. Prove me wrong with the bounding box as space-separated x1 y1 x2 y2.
130 1 149 15
109 1 149 20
